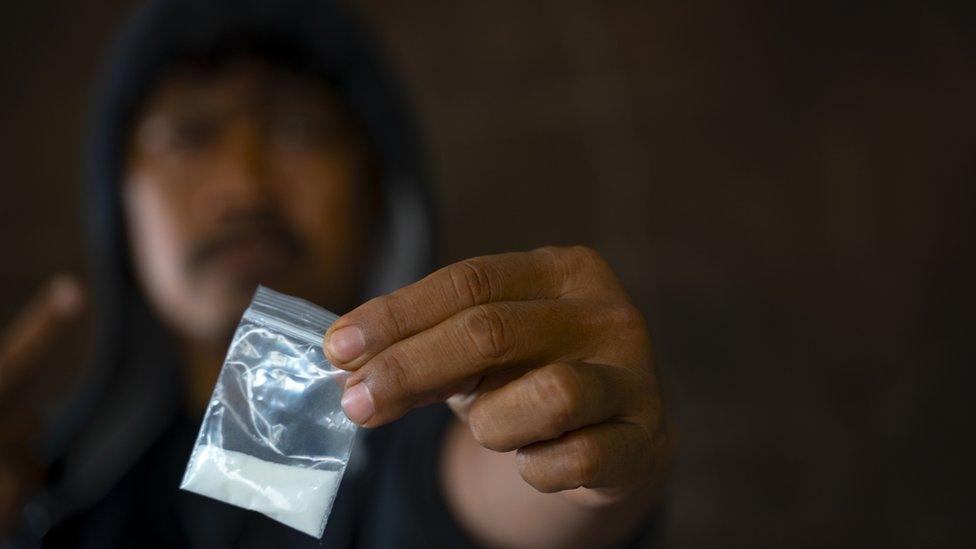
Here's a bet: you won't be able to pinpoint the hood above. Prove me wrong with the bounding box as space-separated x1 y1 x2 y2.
43 0 436 524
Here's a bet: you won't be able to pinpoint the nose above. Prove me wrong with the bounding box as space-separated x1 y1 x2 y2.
193 116 272 219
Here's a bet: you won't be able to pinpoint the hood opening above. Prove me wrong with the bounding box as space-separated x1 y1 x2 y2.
41 0 438 524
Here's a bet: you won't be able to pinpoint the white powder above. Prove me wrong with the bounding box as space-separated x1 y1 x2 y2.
181 444 342 537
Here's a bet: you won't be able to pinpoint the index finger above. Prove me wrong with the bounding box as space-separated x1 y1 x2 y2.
0 276 85 394
324 246 601 370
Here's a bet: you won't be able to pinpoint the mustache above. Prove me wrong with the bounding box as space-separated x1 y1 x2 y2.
187 216 304 272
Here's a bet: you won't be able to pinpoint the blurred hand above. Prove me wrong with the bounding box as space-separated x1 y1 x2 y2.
324 246 669 505
0 275 85 398
0 275 85 534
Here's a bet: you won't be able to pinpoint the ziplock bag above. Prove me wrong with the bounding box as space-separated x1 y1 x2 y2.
180 285 357 538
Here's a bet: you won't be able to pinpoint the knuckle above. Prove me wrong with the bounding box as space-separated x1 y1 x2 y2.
516 450 560 493
533 245 563 261
607 302 646 332
570 433 603 486
536 245 612 292
461 304 515 360
467 402 506 451
571 244 603 263
448 258 496 306
373 349 416 407
374 293 410 340
531 364 584 433
568 245 608 274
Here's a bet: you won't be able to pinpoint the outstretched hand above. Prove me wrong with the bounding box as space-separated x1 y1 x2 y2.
324 246 669 502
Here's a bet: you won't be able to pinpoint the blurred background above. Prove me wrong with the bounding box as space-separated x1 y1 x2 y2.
1 1 973 546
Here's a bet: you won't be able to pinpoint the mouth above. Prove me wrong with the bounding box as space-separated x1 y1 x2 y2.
197 233 298 285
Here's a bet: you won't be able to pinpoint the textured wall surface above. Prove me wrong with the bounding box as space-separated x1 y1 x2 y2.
1 1 973 546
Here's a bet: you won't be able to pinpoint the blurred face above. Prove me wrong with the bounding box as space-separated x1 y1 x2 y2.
123 59 372 343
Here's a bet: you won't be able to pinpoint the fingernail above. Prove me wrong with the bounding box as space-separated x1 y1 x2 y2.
327 326 365 363
341 383 375 425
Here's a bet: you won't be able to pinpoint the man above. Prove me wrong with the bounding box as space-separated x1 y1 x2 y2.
0 1 669 547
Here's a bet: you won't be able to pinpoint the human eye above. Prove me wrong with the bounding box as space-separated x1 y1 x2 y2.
165 113 220 153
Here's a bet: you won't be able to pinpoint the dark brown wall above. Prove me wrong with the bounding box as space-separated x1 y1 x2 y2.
2 1 973 546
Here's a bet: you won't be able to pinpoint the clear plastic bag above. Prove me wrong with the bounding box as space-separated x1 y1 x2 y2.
180 286 357 538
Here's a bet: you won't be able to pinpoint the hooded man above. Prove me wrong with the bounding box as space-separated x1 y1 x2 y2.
0 1 669 547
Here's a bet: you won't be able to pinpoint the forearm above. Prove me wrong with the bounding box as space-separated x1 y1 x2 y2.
440 418 661 549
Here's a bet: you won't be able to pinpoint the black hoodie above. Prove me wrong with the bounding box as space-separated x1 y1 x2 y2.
10 1 488 547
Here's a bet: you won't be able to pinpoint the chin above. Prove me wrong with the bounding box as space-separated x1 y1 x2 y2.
180 289 254 344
